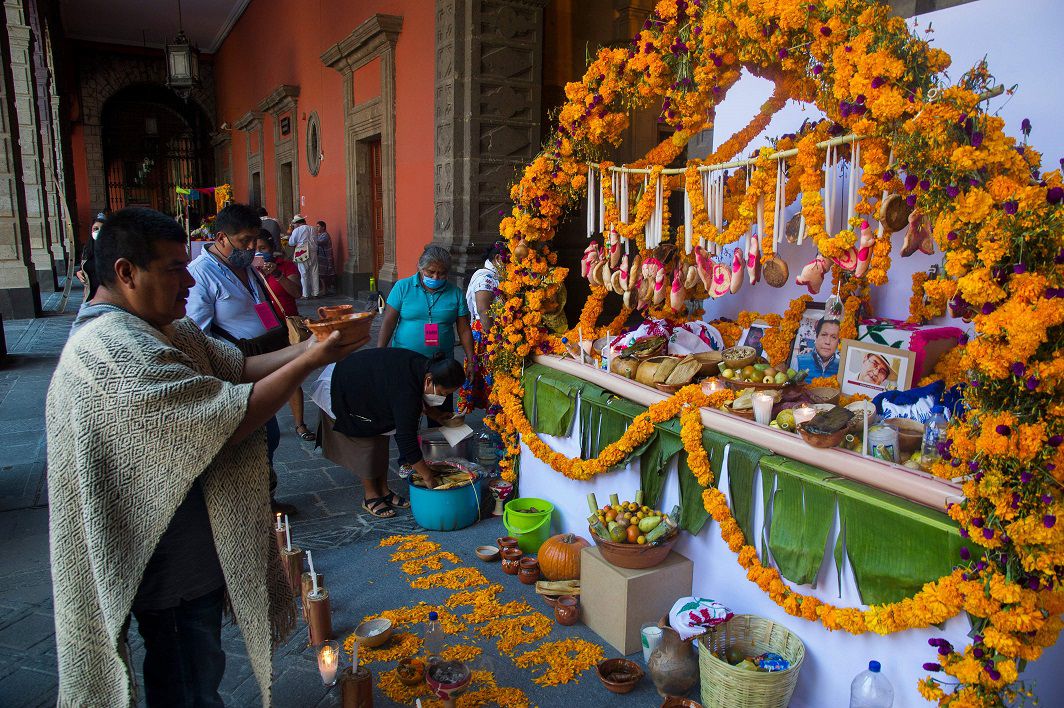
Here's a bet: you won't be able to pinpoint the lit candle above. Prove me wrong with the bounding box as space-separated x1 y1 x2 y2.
793 405 816 426
317 640 340 686
307 550 320 596
752 393 774 426
284 514 292 552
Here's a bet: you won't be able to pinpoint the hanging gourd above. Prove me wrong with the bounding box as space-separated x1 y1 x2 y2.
538 533 590 581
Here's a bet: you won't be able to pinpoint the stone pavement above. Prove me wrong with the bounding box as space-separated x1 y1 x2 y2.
0 282 485 706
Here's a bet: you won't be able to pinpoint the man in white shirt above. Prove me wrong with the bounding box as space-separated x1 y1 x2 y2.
288 214 320 299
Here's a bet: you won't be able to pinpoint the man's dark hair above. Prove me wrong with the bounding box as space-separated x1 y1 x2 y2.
255 229 274 248
94 208 186 286
815 318 841 335
258 207 269 217
317 220 326 229
215 203 262 237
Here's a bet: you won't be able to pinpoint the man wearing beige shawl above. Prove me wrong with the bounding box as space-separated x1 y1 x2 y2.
47 208 366 706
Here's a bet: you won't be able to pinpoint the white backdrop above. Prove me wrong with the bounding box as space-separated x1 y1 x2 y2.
699 0 1064 326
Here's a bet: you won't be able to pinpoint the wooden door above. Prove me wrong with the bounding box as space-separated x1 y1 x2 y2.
369 139 384 274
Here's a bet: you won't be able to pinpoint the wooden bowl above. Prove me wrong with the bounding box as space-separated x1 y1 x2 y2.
591 528 678 569
722 377 791 392
724 405 755 420
721 346 757 371
691 351 723 376
597 658 644 694
655 382 685 394
396 657 426 686
805 386 841 405
354 618 394 648
475 545 500 562
885 417 925 454
796 422 848 449
306 311 376 344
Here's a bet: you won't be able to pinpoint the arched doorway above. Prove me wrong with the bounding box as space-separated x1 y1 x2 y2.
101 84 214 223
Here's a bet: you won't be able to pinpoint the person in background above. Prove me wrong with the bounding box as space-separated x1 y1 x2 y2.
258 207 282 253
456 240 505 413
315 220 336 296
187 203 295 515
47 206 363 706
377 245 474 421
310 349 464 517
796 318 841 378
255 232 316 443
288 214 320 299
74 213 107 303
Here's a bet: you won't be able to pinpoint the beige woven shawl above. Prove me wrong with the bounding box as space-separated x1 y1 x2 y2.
46 312 295 707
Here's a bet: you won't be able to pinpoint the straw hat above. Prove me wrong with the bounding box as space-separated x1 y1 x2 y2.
291 214 307 224
864 352 898 382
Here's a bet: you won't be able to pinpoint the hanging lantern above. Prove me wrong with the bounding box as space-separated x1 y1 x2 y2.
165 29 199 100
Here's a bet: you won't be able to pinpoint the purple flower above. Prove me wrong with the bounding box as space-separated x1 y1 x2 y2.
1026 376 1040 391
1011 362 1026 377
1021 118 1032 136
906 195 917 208
946 185 960 198
951 458 961 467
1043 494 1055 504
1046 515 1057 529
1013 263 1027 275
1003 200 1018 215
947 231 958 241
969 461 980 472
1021 470 1032 484
1048 435 1062 447
778 48 788 59
959 547 971 560
988 669 1001 682
844 45 852 52
960 528 970 538
871 76 885 89
840 103 852 118
904 174 919 191
971 517 985 528
923 662 941 672
1047 187 1064 205
996 424 1011 435
982 527 994 540
974 647 984 659
819 25 832 36
1057 248 1064 264
971 132 984 148
920 179 931 191
881 171 894 182
970 177 981 186
1026 578 1040 591
1011 493 1021 509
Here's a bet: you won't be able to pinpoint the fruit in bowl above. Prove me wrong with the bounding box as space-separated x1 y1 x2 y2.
721 346 757 371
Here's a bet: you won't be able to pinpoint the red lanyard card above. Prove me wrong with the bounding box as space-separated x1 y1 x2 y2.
424 323 439 347
254 302 280 330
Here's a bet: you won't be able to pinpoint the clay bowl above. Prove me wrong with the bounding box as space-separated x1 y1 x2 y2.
396 657 426 687
317 304 354 320
306 311 376 344
885 417 925 454
661 698 704 708
597 658 644 694
591 528 678 570
721 346 757 371
805 386 841 405
722 377 791 393
475 545 500 562
796 422 849 449
426 660 472 700
354 618 394 648
542 593 562 609
691 351 723 376
655 382 685 395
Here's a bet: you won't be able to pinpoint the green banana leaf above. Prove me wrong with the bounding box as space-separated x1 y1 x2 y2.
759 457 836 586
724 439 768 550
521 366 578 437
639 419 683 507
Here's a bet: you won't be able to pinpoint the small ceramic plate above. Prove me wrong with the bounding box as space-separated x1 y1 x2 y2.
475 545 500 562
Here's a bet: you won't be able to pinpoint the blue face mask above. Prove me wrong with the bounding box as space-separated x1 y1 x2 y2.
255 251 274 262
422 275 446 290
227 247 255 269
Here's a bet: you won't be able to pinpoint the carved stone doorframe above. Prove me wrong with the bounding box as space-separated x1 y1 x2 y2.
257 84 300 226
234 110 264 207
321 14 402 293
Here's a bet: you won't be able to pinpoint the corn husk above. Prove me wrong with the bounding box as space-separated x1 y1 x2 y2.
664 355 701 385
653 357 681 383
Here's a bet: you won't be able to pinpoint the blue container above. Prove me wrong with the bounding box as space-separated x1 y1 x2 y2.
409 478 484 532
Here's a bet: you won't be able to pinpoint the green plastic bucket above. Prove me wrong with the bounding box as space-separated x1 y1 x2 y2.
502 497 554 553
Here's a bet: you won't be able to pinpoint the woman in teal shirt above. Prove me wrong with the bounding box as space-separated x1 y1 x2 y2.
377 245 474 414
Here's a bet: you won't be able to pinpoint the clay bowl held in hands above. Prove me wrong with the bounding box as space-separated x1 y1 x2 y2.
306 311 376 344
354 618 394 648
475 545 500 562
796 422 849 449
317 304 354 320
597 658 645 694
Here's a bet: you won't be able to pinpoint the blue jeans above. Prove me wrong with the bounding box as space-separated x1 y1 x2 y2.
132 587 226 707
266 415 280 495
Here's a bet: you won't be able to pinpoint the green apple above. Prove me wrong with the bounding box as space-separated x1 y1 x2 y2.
721 368 735 379
774 372 788 384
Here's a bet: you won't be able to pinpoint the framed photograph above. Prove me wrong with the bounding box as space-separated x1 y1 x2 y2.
837 339 916 396
739 320 771 358
789 303 843 378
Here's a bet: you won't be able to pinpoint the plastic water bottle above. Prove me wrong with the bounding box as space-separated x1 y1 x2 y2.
849 660 894 707
423 611 446 663
920 406 949 469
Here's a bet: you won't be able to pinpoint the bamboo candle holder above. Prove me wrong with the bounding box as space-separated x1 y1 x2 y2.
306 588 333 645
301 572 325 626
339 666 373 708
279 546 304 596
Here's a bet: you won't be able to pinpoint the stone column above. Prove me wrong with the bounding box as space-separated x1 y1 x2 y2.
0 6 40 318
27 0 65 272
4 0 54 291
433 0 549 284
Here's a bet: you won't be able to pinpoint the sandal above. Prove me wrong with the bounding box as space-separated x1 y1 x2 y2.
295 424 316 442
361 496 396 518
383 490 410 509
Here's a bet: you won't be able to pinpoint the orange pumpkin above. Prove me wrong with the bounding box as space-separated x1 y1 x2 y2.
538 533 590 581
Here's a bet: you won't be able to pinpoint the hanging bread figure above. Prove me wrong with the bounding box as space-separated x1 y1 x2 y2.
709 263 731 299
669 268 686 311
854 220 875 278
653 266 668 306
785 212 802 244
683 263 700 290
833 245 859 272
628 253 642 292
694 246 715 292
607 224 622 269
729 247 744 294
902 209 934 257
612 253 629 295
746 232 761 284
581 240 600 279
795 253 828 294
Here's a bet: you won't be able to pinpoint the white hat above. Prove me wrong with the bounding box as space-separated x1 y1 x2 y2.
291 214 307 224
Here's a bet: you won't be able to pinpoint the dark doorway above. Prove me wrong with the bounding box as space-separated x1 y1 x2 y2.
251 171 262 207
368 139 384 275
102 84 214 220
278 161 294 226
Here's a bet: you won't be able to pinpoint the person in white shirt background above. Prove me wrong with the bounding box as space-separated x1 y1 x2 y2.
287 214 320 299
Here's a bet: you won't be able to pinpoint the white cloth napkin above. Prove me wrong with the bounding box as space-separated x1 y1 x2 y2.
440 423 475 448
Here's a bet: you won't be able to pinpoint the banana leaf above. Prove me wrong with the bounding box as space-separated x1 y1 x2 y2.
639 419 683 507
725 439 769 550
521 366 579 437
759 457 835 586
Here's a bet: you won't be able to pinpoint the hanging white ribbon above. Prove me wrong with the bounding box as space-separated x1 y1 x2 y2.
587 165 596 238
620 171 629 223
598 167 606 234
683 183 693 254
656 175 664 249
824 146 834 236
774 159 785 252
847 141 861 228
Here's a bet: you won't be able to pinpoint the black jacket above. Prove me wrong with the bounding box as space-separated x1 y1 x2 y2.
331 347 428 465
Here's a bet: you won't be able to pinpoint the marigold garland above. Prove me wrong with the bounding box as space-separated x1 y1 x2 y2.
513 638 606 687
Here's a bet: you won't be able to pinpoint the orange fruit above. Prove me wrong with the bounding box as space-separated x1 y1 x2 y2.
626 525 640 543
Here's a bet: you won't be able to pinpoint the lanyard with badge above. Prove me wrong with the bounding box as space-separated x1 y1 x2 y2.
206 247 279 329
423 283 444 348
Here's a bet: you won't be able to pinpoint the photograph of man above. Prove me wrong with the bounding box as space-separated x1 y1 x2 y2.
796 318 841 378
856 351 896 387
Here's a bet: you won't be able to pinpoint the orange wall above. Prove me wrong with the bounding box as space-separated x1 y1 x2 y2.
213 0 436 281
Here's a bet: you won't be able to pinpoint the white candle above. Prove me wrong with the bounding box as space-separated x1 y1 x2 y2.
578 327 585 364
793 406 816 426
275 513 282 531
317 641 339 686
752 393 774 426
284 514 292 552
307 550 319 595
863 408 869 457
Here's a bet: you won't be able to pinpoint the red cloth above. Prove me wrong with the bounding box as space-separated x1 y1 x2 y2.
264 258 300 316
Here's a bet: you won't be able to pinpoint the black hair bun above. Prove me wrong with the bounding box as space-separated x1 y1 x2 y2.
430 351 447 362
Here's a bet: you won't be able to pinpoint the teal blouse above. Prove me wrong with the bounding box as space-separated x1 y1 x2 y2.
386 274 469 358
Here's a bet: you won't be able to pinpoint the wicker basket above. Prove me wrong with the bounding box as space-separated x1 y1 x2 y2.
697 615 805 708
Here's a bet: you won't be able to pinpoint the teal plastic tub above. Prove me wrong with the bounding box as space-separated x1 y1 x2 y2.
409 477 484 532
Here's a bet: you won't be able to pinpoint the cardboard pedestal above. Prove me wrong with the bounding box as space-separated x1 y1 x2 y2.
579 546 693 655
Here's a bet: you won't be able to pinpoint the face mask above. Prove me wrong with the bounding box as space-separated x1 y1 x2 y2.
423 382 446 407
422 275 446 290
255 251 273 262
91 229 101 240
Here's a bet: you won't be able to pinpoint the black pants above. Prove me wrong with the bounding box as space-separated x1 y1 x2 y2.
132 588 226 708
266 415 280 494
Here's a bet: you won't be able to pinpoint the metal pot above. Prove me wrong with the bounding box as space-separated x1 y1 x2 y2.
420 430 469 462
